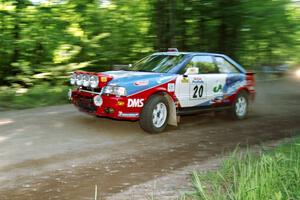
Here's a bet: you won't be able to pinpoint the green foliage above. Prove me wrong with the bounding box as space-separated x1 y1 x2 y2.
0 0 154 86
151 0 300 67
0 0 299 109
0 84 69 110
184 138 300 200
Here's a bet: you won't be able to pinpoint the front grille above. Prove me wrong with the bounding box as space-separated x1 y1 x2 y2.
77 96 97 112
81 86 102 93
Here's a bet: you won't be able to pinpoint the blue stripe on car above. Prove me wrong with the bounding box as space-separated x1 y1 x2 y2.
103 71 177 96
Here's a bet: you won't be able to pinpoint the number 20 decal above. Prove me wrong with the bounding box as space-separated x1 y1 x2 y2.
192 85 204 99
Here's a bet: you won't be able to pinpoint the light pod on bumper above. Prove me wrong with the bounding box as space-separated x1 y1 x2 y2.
83 74 90 87
90 75 99 88
93 95 103 107
76 74 83 86
70 73 76 85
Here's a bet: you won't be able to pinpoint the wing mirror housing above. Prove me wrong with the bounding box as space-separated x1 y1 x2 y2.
185 67 199 75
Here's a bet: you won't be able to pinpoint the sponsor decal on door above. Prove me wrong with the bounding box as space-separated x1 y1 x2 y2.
190 77 205 100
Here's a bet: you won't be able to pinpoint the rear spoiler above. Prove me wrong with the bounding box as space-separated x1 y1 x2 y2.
245 71 255 86
245 71 256 75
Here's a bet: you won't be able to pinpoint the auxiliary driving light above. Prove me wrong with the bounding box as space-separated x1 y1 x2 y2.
70 73 76 85
76 74 83 86
93 95 103 107
83 74 90 87
90 75 99 88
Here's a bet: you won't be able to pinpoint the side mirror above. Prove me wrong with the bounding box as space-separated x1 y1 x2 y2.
185 67 199 75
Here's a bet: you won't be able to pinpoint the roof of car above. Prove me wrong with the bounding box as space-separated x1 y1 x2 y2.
153 52 227 57
153 51 246 74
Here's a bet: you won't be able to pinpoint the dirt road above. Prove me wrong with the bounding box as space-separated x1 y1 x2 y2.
0 77 300 199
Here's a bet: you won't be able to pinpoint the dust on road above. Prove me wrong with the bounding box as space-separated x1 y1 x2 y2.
0 78 299 199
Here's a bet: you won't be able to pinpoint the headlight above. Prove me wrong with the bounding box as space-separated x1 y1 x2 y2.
90 75 99 88
103 85 114 94
113 86 127 96
82 74 90 87
103 85 127 96
70 73 76 85
76 74 83 86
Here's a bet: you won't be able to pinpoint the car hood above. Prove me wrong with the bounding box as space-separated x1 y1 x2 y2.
102 70 177 96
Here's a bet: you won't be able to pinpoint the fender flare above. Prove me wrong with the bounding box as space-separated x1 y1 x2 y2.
164 93 178 127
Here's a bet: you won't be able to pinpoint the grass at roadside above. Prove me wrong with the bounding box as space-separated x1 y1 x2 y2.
184 138 300 200
0 84 69 110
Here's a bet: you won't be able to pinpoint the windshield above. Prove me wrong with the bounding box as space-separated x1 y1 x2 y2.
129 54 185 73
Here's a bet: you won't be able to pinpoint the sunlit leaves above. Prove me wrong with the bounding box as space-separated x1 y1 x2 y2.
53 44 81 64
0 0 299 87
67 23 85 38
0 2 15 11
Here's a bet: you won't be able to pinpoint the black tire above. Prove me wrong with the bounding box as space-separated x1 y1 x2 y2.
229 91 249 120
139 94 169 134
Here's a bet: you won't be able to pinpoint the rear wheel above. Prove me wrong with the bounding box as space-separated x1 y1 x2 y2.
230 91 248 120
139 95 169 134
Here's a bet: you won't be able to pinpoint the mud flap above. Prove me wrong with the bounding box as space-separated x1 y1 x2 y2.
164 94 178 127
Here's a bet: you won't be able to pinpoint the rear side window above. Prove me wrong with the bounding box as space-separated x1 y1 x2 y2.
215 57 240 73
180 56 218 74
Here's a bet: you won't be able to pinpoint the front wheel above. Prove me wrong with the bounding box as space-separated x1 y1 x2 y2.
139 95 169 134
230 91 248 120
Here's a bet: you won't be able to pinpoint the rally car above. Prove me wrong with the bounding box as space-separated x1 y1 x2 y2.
68 49 256 133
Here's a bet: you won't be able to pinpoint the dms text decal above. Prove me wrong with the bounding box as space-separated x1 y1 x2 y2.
127 99 144 107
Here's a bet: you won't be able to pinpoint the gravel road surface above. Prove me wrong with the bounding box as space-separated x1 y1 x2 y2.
0 77 299 199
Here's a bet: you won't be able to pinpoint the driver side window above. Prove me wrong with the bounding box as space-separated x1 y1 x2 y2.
180 56 218 74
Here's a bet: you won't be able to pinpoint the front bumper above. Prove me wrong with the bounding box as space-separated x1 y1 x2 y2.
71 89 140 120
